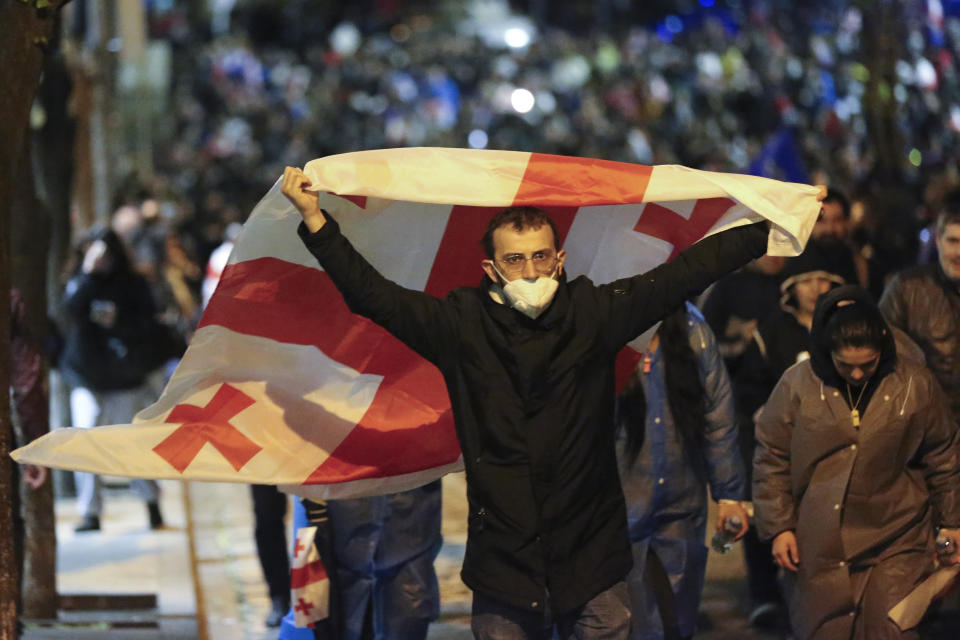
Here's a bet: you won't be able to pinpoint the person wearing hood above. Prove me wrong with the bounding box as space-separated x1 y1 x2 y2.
753 285 960 639
281 167 810 638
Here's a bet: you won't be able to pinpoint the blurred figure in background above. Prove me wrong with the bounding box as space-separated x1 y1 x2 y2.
880 195 960 421
700 254 785 370
202 221 243 307
699 254 784 629
253 484 291 627
59 227 169 532
732 246 846 630
617 303 748 640
810 188 866 290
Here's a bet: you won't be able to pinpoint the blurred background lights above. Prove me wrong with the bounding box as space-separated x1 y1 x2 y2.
468 129 489 149
916 58 938 89
536 91 557 114
551 55 591 92
909 148 922 166
330 22 361 56
511 88 535 113
951 104 960 131
504 27 531 48
665 15 684 34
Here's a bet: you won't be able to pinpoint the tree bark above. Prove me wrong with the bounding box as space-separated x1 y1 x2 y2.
12 137 58 621
0 1 73 637
858 0 918 269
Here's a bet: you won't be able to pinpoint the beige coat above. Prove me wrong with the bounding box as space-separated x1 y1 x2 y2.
753 351 960 639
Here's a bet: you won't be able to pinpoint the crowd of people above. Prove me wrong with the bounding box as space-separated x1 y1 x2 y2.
72 0 960 304
124 0 960 284
24 1 960 638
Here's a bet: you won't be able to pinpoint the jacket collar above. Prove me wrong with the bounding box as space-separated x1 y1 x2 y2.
934 261 960 296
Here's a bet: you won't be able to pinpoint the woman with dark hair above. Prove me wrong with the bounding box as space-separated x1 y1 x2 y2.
60 225 167 532
616 302 749 640
753 285 960 639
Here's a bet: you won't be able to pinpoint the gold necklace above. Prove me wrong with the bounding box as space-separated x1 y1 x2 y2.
846 382 869 428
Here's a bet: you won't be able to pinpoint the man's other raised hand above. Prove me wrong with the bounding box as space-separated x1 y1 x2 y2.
282 166 327 232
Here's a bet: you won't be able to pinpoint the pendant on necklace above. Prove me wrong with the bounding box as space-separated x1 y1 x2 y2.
642 355 652 374
851 408 860 428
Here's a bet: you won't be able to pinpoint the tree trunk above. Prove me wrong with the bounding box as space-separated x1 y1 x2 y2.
859 0 906 179
69 0 118 228
0 1 74 637
18 26 77 623
858 0 918 269
12 137 58 621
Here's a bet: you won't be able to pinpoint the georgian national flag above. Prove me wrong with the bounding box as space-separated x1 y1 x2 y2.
290 526 330 628
12 148 821 498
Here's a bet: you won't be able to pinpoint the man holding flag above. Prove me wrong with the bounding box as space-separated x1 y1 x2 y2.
281 164 825 638
13 149 824 635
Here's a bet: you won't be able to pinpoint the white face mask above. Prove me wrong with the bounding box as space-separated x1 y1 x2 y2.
493 265 559 319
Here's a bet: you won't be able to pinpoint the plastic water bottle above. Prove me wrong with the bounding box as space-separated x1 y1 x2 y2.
936 534 955 559
711 515 742 554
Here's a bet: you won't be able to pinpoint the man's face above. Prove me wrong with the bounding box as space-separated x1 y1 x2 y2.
812 201 848 242
936 222 960 281
482 224 566 283
792 276 833 315
830 345 881 387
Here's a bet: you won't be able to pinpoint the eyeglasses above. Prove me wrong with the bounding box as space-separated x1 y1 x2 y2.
496 250 557 276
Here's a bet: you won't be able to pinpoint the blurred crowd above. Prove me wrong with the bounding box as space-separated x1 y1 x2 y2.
83 0 960 332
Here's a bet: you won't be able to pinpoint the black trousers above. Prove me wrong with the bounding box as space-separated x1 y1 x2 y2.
251 484 291 602
736 415 783 606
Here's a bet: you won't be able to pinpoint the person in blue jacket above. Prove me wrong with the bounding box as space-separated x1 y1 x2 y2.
327 480 442 640
616 302 749 640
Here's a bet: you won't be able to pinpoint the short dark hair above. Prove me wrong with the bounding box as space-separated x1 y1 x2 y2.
481 206 560 258
824 301 887 352
937 187 960 237
822 188 851 219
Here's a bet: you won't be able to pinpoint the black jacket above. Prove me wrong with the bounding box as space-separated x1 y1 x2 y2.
736 309 811 423
60 271 159 391
299 215 768 613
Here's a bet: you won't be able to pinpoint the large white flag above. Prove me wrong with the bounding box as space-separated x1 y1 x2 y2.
12 148 821 499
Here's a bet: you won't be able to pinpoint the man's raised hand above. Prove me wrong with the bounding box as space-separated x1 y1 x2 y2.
282 166 326 232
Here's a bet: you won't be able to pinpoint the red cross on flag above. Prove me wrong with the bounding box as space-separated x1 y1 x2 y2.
11 148 821 498
290 526 329 628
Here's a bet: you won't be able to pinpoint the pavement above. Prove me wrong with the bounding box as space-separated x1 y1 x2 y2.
23 474 793 639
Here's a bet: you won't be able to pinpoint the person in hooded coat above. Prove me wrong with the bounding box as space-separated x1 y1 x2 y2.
752 285 960 639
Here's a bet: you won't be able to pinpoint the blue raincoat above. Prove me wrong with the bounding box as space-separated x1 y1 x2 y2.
327 480 442 640
617 303 745 639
